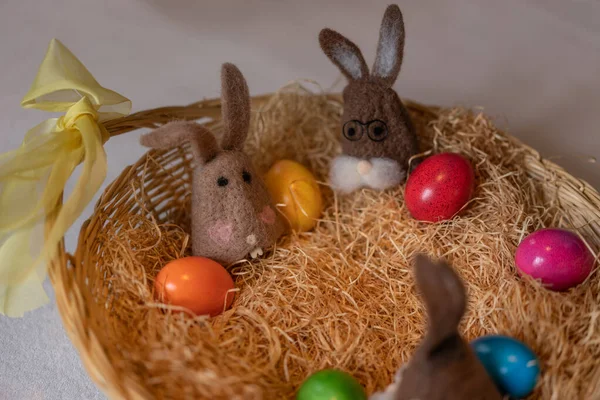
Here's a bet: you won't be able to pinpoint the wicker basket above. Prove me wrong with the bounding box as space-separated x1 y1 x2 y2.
47 92 600 400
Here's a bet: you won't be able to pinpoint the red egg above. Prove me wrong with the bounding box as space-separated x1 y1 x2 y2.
515 228 594 291
154 256 235 316
405 153 475 222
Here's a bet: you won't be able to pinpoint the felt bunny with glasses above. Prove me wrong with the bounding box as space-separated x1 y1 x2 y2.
319 4 419 193
370 255 502 400
140 63 285 265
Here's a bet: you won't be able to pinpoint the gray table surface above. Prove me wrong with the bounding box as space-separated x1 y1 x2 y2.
1 0 599 398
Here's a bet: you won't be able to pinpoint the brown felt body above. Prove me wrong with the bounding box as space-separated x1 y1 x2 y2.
319 4 419 173
140 63 284 264
393 256 502 400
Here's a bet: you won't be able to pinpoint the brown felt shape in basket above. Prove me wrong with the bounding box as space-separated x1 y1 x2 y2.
140 63 284 264
373 255 501 400
319 4 419 192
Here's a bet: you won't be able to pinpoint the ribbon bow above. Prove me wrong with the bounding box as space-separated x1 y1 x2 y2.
0 39 131 317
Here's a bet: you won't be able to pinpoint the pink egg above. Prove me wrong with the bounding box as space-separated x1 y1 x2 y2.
515 228 595 291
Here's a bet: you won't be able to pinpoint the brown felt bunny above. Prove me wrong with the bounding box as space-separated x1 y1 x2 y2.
140 63 284 265
319 4 419 193
371 255 502 400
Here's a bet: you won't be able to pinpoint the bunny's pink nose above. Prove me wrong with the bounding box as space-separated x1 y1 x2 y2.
259 205 276 225
357 160 372 175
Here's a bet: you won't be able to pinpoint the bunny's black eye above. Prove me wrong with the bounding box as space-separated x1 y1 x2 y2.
367 120 388 142
343 120 364 141
242 170 252 183
217 177 229 187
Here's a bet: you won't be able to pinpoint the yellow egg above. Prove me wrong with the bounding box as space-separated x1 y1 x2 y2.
264 160 323 232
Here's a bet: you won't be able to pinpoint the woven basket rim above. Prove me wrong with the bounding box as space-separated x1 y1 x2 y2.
47 92 600 400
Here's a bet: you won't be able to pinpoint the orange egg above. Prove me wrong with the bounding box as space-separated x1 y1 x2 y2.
264 160 323 232
154 256 235 316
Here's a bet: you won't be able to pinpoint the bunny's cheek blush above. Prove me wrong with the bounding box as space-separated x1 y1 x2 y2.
260 205 276 225
515 228 594 291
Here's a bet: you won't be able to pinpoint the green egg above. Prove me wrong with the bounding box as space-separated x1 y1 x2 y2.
297 369 367 400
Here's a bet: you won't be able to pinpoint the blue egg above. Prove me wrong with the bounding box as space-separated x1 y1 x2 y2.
471 335 540 398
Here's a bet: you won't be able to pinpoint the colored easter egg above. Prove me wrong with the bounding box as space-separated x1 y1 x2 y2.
154 256 235 316
297 369 367 400
264 159 323 232
404 153 475 222
471 335 540 398
515 228 594 291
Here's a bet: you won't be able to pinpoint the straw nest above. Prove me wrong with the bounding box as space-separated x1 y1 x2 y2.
50 83 600 400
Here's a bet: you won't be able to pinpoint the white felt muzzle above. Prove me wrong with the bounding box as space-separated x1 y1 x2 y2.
329 155 405 193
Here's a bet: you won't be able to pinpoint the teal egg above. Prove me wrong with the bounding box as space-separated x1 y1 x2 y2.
297 369 367 400
471 335 540 398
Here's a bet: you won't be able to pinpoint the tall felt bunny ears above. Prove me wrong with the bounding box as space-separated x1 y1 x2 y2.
140 63 251 164
319 4 406 87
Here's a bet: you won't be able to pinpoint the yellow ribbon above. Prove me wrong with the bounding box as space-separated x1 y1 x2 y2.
0 39 131 317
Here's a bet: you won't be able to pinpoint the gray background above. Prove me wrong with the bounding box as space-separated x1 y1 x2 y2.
0 0 598 399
